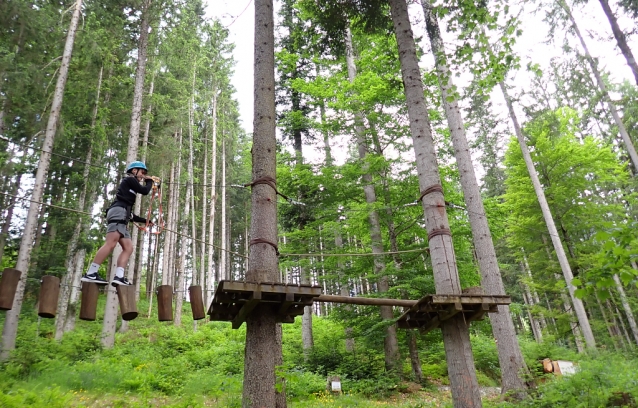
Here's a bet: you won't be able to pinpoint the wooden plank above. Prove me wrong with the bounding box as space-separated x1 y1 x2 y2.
232 290 262 329
430 294 511 305
222 281 322 297
314 295 417 307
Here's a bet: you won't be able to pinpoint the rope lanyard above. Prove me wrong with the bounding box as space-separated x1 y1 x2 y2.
134 176 165 235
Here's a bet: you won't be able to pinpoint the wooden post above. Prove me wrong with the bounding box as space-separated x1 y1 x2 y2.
38 276 61 318
188 285 205 320
0 268 21 310
157 284 173 321
116 285 138 321
80 282 99 321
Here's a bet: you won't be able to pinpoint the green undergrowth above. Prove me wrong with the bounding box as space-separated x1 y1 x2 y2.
1 297 637 406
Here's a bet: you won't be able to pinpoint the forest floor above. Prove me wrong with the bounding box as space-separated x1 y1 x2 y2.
16 385 505 408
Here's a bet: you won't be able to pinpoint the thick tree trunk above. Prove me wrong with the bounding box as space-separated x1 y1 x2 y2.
598 0 638 85
345 25 400 373
242 0 280 405
558 0 638 170
613 274 638 344
423 4 529 395
499 81 596 350
1 0 83 360
388 0 482 405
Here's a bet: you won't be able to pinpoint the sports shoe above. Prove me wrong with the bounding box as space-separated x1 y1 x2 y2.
111 276 132 287
81 273 108 285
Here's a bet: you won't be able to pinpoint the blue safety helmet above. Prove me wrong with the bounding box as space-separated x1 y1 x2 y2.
126 161 148 174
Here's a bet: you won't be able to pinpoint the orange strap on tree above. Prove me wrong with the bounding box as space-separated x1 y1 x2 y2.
135 176 164 235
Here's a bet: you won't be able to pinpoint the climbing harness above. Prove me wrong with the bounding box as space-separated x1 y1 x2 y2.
135 176 165 235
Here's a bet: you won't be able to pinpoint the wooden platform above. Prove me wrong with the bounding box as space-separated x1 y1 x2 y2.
397 294 511 333
208 280 322 329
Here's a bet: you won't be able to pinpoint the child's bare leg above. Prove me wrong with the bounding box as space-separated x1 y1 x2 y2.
117 237 133 269
93 232 121 264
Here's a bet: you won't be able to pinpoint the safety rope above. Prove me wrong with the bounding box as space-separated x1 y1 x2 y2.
133 176 165 235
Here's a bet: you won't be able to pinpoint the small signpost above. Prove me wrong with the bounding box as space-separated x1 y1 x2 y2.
327 376 341 394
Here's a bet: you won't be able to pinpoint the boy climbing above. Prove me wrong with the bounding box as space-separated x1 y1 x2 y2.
81 161 156 286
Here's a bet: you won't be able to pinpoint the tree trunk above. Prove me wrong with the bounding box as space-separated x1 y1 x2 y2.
220 131 227 280
595 291 621 350
1 0 83 360
522 251 547 330
345 25 400 374
242 0 280 405
613 274 638 345
598 0 638 85
408 330 423 383
423 4 529 395
55 65 103 340
206 91 219 309
388 0 482 404
522 290 543 343
0 174 21 265
189 62 198 290
162 161 176 285
199 102 209 292
558 0 638 170
499 81 596 350
336 228 354 351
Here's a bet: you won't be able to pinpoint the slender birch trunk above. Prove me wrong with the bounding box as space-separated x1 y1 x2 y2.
423 4 528 394
175 155 192 326
598 0 638 85
1 0 83 359
558 0 638 169
522 290 543 343
499 81 596 350
613 274 638 344
189 62 198 291
242 0 280 404
388 0 482 404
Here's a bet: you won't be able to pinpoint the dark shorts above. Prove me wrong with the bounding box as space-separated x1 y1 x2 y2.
106 207 131 239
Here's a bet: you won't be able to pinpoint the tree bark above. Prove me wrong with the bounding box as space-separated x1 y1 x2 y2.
242 0 281 405
613 274 638 345
499 81 596 350
162 161 176 285
220 129 227 280
558 0 638 170
388 0 482 405
345 25 400 373
206 91 219 309
408 330 423 383
1 0 83 360
423 4 528 395
598 0 638 85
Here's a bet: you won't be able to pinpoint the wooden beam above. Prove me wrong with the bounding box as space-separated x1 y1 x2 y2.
278 292 295 315
232 290 261 329
314 295 417 307
466 303 491 323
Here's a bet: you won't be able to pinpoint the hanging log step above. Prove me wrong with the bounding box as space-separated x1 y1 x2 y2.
116 285 138 321
157 285 173 321
38 275 61 318
80 282 99 321
397 294 511 333
0 268 21 310
208 280 322 329
188 285 206 321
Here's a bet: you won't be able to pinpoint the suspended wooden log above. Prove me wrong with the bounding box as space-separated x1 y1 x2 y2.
38 275 61 318
80 282 99 321
157 285 173 321
188 285 205 320
116 285 138 321
0 268 21 310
